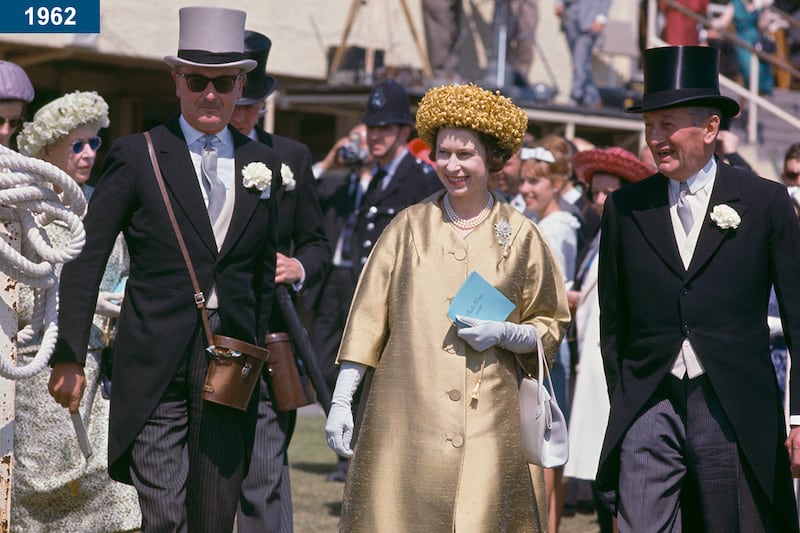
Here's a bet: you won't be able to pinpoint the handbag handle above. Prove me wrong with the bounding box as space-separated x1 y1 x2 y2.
517 330 557 406
143 131 215 348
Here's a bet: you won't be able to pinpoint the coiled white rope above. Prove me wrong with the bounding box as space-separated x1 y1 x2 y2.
0 144 86 379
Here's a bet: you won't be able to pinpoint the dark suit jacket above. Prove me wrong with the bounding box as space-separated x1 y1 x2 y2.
352 151 442 273
255 127 331 325
53 117 282 482
597 161 800 529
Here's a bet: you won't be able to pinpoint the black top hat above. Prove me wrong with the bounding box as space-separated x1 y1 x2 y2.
362 79 414 127
238 30 278 106
626 46 740 118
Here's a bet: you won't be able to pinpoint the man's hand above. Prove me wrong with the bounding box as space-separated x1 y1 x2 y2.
785 426 800 477
48 362 86 413
274 253 303 285
95 291 122 317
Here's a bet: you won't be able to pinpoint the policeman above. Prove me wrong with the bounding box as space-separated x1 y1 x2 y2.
352 79 443 274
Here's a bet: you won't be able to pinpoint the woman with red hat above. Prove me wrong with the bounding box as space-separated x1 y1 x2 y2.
563 147 652 533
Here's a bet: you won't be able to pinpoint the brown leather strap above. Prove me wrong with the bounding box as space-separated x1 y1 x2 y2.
213 335 269 361
143 131 215 347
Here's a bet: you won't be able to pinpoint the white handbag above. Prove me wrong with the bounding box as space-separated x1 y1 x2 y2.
518 333 569 468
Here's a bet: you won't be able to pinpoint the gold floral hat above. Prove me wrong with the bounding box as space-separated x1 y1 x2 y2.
415 83 528 154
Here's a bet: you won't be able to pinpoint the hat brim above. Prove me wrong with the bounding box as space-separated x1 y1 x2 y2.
237 77 278 106
164 56 257 72
573 150 654 184
362 113 415 127
626 94 740 118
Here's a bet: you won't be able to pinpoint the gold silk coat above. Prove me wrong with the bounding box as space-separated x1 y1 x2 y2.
337 192 570 532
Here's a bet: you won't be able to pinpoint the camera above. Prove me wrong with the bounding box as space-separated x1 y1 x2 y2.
338 135 368 167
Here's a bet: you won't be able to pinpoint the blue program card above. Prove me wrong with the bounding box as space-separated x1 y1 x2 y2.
446 271 516 326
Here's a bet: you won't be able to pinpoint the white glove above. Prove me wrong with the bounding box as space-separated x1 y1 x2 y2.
456 315 539 353
768 315 784 339
95 292 122 318
325 361 367 457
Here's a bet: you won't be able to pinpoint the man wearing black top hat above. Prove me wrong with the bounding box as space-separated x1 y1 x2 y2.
597 45 800 531
230 31 331 533
352 78 442 275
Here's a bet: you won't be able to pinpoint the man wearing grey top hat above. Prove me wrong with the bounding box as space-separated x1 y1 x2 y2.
231 30 331 533
48 7 282 532
597 45 800 531
0 60 34 147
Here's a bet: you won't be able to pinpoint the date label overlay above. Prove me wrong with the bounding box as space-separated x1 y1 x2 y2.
1 0 99 33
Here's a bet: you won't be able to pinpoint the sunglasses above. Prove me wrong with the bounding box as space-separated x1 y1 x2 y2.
176 72 241 94
71 137 102 154
0 116 23 129
784 170 800 181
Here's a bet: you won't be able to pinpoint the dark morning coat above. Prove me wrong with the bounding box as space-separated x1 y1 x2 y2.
254 126 331 325
351 151 442 273
596 161 800 530
52 117 282 483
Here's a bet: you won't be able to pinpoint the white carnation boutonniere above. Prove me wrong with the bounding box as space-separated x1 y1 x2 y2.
281 163 296 191
709 204 741 230
494 220 513 258
242 162 272 199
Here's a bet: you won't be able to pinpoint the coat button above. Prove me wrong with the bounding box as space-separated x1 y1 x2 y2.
454 249 467 261
362 240 372 248
366 222 375 231
682 324 689 335
680 287 689 295
387 208 396 215
367 206 378 219
447 389 461 401
451 435 464 448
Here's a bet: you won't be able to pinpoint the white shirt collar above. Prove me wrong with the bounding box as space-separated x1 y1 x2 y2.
178 115 234 150
670 156 716 196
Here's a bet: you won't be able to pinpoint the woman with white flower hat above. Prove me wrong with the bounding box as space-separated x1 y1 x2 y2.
325 83 570 532
13 90 141 532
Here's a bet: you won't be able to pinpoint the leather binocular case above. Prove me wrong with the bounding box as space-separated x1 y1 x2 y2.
264 332 317 412
202 335 269 411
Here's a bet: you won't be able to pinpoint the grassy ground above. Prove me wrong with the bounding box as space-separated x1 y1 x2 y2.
288 410 599 532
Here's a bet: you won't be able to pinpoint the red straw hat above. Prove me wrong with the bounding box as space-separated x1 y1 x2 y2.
572 147 653 185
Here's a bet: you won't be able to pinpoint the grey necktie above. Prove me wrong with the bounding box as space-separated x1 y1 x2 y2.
677 181 693 234
201 135 225 223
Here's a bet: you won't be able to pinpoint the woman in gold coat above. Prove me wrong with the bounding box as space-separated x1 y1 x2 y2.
325 84 571 532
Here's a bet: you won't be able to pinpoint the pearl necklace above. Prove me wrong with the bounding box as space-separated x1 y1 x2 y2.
443 193 495 230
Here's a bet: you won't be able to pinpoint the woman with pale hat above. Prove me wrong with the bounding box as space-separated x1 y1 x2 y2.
563 147 651 533
324 83 570 531
13 90 140 532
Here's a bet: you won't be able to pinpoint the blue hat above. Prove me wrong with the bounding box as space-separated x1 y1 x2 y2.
626 46 739 118
362 79 414 127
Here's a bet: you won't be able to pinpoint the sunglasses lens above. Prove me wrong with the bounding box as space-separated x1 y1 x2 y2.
89 137 101 151
183 74 237 94
186 74 210 92
213 76 237 93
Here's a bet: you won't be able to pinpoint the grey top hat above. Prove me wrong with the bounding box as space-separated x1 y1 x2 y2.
362 79 414 127
626 46 739 118
0 61 34 103
164 7 256 72
237 30 278 106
